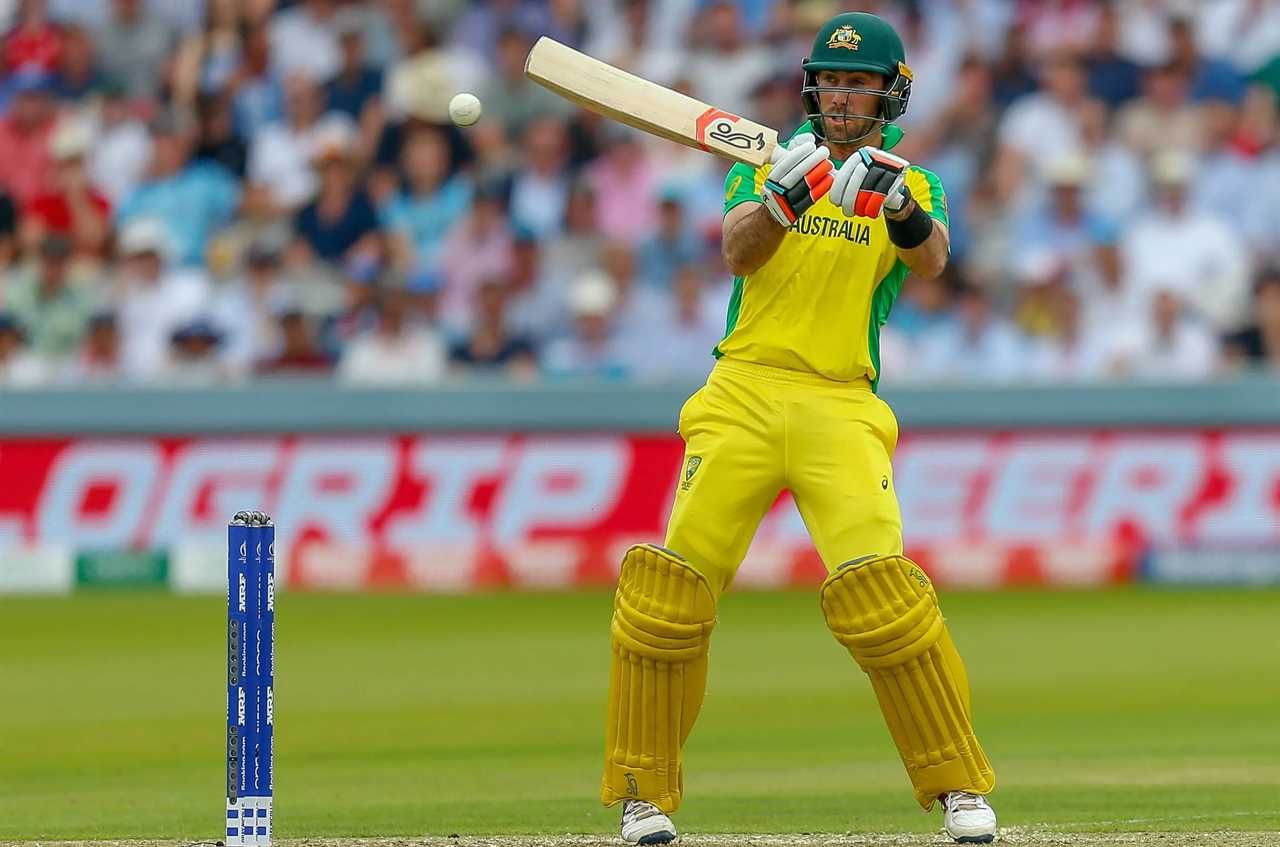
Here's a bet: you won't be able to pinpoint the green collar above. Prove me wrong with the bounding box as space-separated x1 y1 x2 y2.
787 121 904 161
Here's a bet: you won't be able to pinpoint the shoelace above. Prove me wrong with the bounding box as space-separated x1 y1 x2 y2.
623 800 661 822
945 792 989 812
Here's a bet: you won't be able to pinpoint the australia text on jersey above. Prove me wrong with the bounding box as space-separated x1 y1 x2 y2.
786 215 873 245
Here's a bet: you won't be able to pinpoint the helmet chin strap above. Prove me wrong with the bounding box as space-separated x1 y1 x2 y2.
819 115 883 147
814 111 885 147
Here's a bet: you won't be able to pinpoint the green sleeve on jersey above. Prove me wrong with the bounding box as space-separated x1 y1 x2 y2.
723 161 762 217
906 166 949 227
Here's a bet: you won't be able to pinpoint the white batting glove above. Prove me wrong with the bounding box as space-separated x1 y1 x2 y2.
760 135 834 227
829 146 912 218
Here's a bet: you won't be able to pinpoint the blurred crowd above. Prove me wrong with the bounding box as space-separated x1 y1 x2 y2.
0 0 1279 388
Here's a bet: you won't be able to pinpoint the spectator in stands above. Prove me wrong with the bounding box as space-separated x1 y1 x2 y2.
1123 150 1250 333
625 264 721 383
0 70 57 207
1223 269 1280 372
584 125 659 244
258 306 333 376
987 19 1037 109
293 123 380 265
24 120 111 258
4 233 94 363
542 270 629 381
479 26 573 137
325 11 385 144
439 179 512 332
382 124 471 273
1168 15 1245 104
1109 288 1217 382
116 111 240 268
212 239 288 376
916 281 1028 384
599 240 663 343
229 20 285 142
61 309 123 384
337 286 446 385
1030 287 1117 381
1196 85 1280 257
504 229 565 344
95 0 176 101
269 0 341 83
113 217 210 380
0 311 45 386
1012 153 1116 285
170 0 245 109
1076 98 1145 225
53 24 104 101
908 55 998 257
888 272 957 341
684 1 774 117
583 0 681 83
1084 2 1141 107
509 117 571 239
194 93 248 179
637 188 704 290
543 180 604 286
1117 62 1203 157
452 0 554 57
158 316 228 385
87 83 150 205
448 277 537 379
993 51 1091 205
250 73 356 212
4 0 62 75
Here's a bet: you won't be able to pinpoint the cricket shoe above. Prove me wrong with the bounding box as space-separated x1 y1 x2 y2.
620 799 677 845
941 791 997 843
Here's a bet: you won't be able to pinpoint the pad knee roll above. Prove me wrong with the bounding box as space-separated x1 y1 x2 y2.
602 544 717 813
821 555 995 808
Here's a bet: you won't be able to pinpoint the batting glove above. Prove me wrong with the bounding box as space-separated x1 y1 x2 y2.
761 135 834 227
830 146 911 218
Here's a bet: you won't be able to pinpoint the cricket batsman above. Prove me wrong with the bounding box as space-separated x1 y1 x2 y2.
602 12 997 845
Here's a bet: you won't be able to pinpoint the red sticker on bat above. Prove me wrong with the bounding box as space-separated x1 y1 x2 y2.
696 107 766 154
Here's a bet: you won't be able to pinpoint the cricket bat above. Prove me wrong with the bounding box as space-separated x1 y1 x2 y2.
524 36 779 167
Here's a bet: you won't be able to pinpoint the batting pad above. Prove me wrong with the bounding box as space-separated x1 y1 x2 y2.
602 544 717 813
821 555 995 809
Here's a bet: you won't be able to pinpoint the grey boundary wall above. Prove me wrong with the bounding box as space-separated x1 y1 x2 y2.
0 374 1278 434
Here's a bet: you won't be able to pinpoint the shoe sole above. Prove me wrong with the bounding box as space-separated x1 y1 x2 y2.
953 836 994 844
636 832 676 845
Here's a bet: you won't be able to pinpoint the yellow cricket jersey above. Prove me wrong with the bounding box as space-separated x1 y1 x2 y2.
715 122 948 390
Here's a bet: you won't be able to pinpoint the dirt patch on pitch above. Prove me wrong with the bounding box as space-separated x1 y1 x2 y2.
9 833 1280 847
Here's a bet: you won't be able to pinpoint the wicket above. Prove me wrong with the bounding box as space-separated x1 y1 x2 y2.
227 511 275 846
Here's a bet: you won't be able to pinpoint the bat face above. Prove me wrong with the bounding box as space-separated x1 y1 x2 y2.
525 37 778 167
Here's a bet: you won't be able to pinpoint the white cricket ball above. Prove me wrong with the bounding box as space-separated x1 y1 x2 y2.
449 92 482 127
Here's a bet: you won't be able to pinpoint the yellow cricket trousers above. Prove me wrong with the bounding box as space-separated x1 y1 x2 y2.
665 356 904 595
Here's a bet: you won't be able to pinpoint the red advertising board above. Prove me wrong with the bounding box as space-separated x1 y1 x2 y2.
0 431 1277 590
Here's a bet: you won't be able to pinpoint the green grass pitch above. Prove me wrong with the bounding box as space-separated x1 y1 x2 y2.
1 586 1278 840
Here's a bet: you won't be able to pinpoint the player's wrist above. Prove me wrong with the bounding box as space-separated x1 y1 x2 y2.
884 190 915 221
885 200 933 248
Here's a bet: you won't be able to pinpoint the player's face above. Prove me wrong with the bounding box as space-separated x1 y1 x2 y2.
814 70 886 144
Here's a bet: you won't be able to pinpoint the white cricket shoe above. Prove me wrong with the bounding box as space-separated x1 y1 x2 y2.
941 791 997 843
620 799 677 845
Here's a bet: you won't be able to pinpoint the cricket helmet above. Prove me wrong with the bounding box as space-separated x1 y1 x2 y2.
801 12 913 142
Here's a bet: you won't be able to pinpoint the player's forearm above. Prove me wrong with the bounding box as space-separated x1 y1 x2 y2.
722 203 788 276
887 200 949 279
